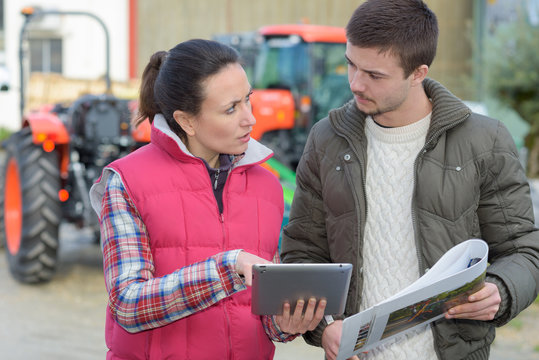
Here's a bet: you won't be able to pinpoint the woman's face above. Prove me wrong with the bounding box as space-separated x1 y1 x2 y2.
178 63 255 167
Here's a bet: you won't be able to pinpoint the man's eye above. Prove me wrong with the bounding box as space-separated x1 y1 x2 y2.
226 105 236 114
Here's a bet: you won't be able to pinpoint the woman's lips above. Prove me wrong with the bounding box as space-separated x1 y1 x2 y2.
239 133 251 143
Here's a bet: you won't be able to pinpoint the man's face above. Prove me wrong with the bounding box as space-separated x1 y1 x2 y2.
345 43 414 119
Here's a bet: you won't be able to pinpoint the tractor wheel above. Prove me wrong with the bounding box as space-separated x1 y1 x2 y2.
0 127 62 283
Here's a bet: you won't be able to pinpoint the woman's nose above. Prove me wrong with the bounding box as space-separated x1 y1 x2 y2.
243 105 256 126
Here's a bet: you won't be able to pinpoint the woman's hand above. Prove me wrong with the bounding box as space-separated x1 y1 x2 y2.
274 297 326 335
235 251 271 286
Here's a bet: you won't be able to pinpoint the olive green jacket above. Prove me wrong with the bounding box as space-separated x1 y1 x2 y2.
281 78 539 360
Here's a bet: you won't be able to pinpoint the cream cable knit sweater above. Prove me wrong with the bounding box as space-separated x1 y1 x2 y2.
360 114 438 360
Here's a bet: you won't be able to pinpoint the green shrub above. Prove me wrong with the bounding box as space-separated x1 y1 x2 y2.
483 19 539 129
0 127 13 143
483 15 539 175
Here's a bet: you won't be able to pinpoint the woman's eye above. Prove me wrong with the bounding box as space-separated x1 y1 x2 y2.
226 105 236 114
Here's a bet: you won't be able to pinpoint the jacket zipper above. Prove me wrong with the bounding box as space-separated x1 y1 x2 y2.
338 143 367 315
411 114 470 276
214 169 220 190
346 158 367 314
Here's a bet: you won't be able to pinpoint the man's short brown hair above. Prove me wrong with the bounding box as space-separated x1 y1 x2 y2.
346 0 438 77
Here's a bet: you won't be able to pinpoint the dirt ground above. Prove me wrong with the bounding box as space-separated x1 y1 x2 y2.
1 222 538 359
2 180 539 359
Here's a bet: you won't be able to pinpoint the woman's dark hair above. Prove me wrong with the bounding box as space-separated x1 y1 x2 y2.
135 39 240 139
346 0 438 77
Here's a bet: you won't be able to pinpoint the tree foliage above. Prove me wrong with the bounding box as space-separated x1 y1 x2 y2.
483 16 539 175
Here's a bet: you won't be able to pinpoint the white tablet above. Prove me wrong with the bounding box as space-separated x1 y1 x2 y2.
251 263 353 315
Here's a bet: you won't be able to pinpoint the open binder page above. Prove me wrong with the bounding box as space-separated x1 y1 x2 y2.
337 239 488 360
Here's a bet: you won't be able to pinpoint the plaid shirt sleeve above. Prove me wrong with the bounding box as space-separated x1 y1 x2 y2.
100 172 247 333
261 252 299 343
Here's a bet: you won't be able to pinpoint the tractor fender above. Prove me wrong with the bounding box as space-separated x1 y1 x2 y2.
22 107 70 177
23 108 70 145
250 89 295 140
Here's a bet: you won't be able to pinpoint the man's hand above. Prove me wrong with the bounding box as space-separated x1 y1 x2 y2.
235 251 271 286
445 282 501 321
322 320 359 360
275 297 326 334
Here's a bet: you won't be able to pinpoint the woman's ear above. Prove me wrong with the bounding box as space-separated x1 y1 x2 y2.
173 110 196 137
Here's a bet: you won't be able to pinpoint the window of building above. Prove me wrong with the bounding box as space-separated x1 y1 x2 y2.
0 0 4 32
29 38 63 73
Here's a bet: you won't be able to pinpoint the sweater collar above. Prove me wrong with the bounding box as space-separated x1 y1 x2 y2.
329 78 471 146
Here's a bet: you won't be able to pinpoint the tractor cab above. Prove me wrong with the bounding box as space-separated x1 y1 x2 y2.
249 24 351 169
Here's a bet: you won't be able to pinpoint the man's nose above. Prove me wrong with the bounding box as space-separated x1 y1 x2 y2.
350 71 366 93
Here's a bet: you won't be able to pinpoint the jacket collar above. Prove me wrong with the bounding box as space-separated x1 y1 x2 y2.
423 78 471 145
329 78 471 147
151 114 274 168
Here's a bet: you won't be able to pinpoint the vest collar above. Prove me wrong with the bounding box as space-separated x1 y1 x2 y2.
151 114 274 168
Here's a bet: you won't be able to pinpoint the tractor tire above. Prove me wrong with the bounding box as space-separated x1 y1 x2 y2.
0 127 62 283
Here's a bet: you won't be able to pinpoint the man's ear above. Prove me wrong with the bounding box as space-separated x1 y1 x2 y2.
173 110 196 136
411 65 429 86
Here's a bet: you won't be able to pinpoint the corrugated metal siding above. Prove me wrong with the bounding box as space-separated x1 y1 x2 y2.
137 0 475 99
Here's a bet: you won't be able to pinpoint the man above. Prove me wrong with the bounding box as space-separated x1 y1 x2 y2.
280 1 539 359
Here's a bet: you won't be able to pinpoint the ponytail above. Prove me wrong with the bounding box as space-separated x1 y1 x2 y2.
134 51 167 126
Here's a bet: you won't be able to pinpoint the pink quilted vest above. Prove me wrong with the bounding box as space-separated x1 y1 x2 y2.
101 122 283 359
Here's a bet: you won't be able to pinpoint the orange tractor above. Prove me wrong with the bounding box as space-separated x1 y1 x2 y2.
247 24 350 169
0 8 150 283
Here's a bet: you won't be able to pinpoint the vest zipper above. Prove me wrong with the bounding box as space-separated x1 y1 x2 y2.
214 169 220 190
217 167 231 358
224 301 233 359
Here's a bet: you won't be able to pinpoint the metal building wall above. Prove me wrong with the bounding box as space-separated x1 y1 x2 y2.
137 0 476 100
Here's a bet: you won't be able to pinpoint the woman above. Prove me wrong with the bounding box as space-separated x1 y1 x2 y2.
89 39 324 359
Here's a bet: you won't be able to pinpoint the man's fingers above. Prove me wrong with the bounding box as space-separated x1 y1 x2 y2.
468 282 499 303
446 305 499 320
445 282 501 321
325 347 337 360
